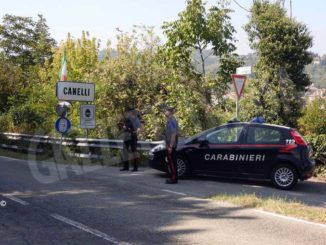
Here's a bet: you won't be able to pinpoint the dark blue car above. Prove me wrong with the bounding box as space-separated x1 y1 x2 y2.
149 122 315 190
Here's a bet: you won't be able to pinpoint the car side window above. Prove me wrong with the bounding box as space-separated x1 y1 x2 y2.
246 127 283 144
206 126 244 144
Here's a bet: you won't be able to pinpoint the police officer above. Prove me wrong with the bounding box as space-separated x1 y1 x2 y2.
164 107 179 184
120 108 141 172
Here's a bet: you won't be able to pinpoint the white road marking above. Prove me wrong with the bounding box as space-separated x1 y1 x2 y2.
255 209 326 228
50 213 131 244
161 189 187 196
242 184 264 188
3 195 29 206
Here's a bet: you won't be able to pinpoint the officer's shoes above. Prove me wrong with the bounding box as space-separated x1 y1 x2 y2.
120 168 129 171
165 179 178 184
131 168 138 172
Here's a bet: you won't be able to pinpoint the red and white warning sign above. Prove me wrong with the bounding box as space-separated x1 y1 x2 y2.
232 74 246 99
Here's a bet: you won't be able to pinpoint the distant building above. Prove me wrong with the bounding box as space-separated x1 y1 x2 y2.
313 60 321 65
313 59 321 65
304 84 326 103
223 92 237 101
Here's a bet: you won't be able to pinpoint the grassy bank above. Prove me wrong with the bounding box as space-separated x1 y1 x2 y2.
210 193 326 224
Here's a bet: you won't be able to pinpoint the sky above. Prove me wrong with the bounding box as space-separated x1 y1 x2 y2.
0 0 325 55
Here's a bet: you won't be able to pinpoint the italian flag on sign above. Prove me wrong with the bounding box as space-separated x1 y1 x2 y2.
59 53 67 81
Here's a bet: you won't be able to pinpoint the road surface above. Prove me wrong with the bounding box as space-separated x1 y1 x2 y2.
0 156 325 244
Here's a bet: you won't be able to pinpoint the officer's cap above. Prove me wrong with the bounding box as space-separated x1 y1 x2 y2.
165 106 175 113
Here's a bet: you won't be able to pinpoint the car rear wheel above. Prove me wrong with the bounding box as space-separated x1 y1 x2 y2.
271 164 298 190
176 156 191 179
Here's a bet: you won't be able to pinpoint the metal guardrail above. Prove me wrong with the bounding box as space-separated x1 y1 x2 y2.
0 132 164 157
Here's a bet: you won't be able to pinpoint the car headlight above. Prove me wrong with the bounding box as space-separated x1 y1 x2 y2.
150 144 166 154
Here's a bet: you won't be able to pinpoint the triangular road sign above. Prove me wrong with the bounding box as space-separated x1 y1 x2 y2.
232 74 247 99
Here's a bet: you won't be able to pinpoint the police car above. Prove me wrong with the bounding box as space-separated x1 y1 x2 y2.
149 122 315 190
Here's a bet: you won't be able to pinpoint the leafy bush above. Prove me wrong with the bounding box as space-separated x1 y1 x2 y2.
298 99 326 135
305 134 326 166
0 114 13 132
10 104 45 133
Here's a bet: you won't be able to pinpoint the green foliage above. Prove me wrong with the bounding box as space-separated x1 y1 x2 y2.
0 14 56 133
0 114 14 132
305 134 326 165
0 14 55 68
243 0 313 127
240 78 303 126
298 99 326 166
0 55 25 113
161 0 240 130
245 1 312 90
33 14 56 65
96 26 169 139
0 8 318 141
298 99 326 135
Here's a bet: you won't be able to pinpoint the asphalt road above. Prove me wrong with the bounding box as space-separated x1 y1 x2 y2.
0 156 326 245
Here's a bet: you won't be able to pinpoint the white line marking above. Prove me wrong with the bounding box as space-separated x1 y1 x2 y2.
255 209 326 228
161 189 187 196
50 213 131 244
242 185 263 188
3 195 29 206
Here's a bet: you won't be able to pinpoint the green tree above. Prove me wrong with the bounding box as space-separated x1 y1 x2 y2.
0 14 56 133
161 0 240 130
0 14 55 68
243 0 313 126
0 14 35 68
33 14 56 65
96 26 170 139
0 54 25 114
298 99 326 135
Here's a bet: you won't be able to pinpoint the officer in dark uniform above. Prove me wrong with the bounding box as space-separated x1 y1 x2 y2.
120 109 141 171
164 107 179 184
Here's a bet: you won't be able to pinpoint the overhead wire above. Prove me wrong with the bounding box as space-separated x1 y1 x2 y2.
232 0 251 13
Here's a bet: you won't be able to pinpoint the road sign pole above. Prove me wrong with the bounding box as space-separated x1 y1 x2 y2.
236 96 239 119
55 117 71 159
85 102 89 139
59 134 63 156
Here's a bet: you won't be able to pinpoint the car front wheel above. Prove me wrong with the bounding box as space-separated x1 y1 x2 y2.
176 156 191 179
271 164 298 190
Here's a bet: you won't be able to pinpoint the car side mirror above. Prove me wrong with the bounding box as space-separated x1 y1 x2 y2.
198 139 208 147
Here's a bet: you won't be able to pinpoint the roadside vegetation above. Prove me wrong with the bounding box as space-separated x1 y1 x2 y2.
0 1 324 177
211 193 326 224
299 99 326 179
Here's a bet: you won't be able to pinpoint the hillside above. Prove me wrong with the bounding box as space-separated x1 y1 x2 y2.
98 49 326 88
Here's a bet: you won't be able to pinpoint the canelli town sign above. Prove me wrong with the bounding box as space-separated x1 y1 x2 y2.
56 81 95 102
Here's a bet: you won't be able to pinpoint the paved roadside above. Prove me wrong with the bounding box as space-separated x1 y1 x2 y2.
0 157 325 244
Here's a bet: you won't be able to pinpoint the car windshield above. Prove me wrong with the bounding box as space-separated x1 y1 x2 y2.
184 127 218 144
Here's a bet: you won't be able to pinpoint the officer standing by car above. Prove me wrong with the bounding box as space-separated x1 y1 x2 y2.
164 107 179 184
119 108 141 172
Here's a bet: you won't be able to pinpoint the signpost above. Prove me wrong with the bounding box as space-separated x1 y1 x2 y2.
236 66 252 76
55 117 71 154
55 80 96 149
80 105 96 129
55 117 71 134
232 74 247 119
56 81 95 102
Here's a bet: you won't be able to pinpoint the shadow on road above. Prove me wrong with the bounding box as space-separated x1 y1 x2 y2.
1 159 326 244
154 172 326 208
